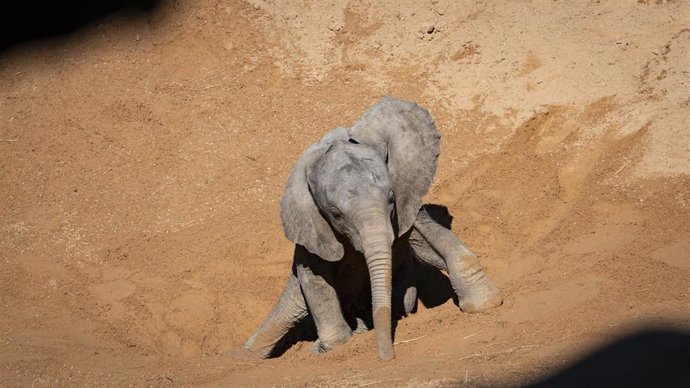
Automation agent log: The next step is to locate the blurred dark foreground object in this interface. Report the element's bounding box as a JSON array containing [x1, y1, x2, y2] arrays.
[[529, 329, 690, 387], [0, 0, 159, 51]]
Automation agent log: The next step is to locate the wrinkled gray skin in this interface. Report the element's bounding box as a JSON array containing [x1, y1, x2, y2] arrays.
[[243, 97, 502, 361]]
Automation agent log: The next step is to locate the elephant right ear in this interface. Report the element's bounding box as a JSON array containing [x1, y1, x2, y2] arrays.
[[348, 97, 441, 237], [280, 127, 348, 262]]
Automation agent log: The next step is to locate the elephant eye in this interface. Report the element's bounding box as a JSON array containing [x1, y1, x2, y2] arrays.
[[330, 208, 343, 220], [388, 191, 395, 204]]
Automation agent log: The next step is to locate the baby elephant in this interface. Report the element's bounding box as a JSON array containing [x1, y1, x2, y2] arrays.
[[244, 97, 502, 361]]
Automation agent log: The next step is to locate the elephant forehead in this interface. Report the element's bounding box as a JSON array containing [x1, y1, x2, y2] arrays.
[[319, 147, 388, 180], [314, 146, 391, 194]]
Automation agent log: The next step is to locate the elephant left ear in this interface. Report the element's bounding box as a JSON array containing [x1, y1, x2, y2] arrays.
[[348, 96, 441, 236]]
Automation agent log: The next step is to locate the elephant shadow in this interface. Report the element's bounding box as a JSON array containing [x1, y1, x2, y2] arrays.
[[271, 204, 459, 358]]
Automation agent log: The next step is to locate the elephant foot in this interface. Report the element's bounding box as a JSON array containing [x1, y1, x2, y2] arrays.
[[353, 317, 370, 334], [457, 279, 503, 314], [311, 331, 352, 353], [242, 331, 277, 359], [228, 346, 264, 361], [446, 252, 503, 314], [403, 286, 418, 315]]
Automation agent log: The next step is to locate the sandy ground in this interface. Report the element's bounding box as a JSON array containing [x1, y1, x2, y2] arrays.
[[1, 0, 689, 386]]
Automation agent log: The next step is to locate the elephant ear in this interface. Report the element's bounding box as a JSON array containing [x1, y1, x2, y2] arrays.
[[280, 127, 349, 262], [348, 97, 440, 236]]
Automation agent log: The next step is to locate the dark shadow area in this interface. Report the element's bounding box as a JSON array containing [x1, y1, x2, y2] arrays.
[[528, 328, 690, 388], [424, 203, 454, 229], [415, 261, 456, 308], [270, 316, 318, 358], [0, 0, 160, 51]]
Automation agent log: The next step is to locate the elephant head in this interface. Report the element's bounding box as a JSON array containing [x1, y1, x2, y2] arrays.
[[280, 97, 440, 361]]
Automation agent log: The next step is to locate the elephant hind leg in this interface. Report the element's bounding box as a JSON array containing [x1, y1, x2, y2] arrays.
[[411, 208, 503, 313], [244, 273, 308, 358]]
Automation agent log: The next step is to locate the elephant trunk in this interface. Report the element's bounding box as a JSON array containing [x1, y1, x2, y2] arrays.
[[359, 214, 395, 361]]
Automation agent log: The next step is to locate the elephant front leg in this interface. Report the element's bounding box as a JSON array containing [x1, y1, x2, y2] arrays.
[[411, 208, 503, 313], [244, 272, 308, 358], [295, 245, 353, 353]]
